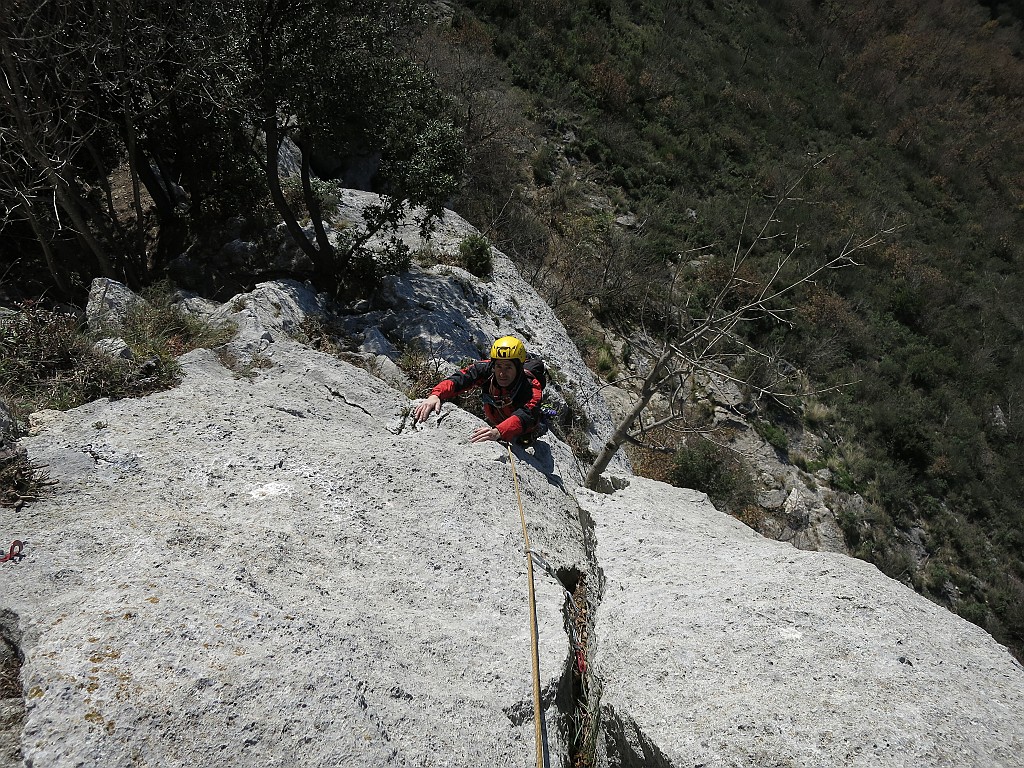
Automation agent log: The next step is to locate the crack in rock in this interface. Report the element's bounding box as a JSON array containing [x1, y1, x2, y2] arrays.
[[0, 610, 25, 768], [324, 385, 372, 416], [266, 405, 307, 418]]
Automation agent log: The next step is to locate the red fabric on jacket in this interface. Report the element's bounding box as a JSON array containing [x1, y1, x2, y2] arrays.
[[430, 360, 543, 440]]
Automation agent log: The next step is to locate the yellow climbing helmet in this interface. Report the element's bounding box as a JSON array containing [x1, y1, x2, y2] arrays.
[[490, 335, 527, 363]]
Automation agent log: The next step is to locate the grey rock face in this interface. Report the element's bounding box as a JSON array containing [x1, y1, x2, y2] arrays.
[[85, 279, 146, 333], [277, 137, 302, 179], [577, 476, 1024, 768], [3, 339, 588, 768]]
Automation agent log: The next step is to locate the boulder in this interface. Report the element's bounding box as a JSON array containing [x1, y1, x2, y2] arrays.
[[85, 279, 146, 334], [90, 338, 135, 362]]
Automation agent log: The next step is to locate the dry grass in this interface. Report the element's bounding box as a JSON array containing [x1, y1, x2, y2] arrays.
[[0, 443, 55, 510], [0, 285, 237, 509], [0, 637, 20, 699]]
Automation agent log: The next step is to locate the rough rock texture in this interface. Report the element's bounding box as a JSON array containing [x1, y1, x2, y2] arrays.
[[2, 338, 590, 767], [327, 189, 627, 471], [4, 255, 1024, 766], [577, 476, 1024, 768], [85, 279, 146, 333], [0, 616, 23, 768]]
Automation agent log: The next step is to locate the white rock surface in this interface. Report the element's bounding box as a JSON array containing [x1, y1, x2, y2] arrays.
[[5, 264, 1024, 768], [576, 476, 1024, 768], [2, 338, 589, 768]]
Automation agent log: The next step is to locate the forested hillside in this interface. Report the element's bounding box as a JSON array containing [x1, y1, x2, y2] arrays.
[[3, 0, 1023, 659], [430, 0, 1024, 659]]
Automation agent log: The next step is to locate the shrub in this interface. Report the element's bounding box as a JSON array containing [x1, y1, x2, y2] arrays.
[[456, 234, 494, 278], [0, 287, 236, 419], [130, 282, 237, 357], [669, 439, 758, 515], [281, 176, 341, 222], [395, 346, 446, 400], [531, 142, 559, 185], [803, 399, 833, 427], [594, 346, 618, 380], [754, 419, 789, 452], [1, 443, 55, 509]]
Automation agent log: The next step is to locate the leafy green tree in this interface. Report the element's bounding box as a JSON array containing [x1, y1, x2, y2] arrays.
[[1, 0, 464, 299], [235, 0, 464, 295]]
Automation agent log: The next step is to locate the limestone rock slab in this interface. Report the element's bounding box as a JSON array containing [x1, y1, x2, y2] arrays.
[[2, 340, 588, 768], [576, 476, 1024, 768]]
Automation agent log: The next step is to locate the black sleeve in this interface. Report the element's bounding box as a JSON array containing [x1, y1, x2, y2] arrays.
[[442, 361, 492, 396]]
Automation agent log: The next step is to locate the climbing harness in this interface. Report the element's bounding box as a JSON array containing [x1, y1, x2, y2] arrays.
[[1, 540, 24, 563], [507, 443, 550, 768]]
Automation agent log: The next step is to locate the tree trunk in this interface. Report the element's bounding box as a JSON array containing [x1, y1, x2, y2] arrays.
[[123, 114, 149, 282], [23, 196, 74, 298], [263, 114, 331, 282], [300, 148, 338, 268], [584, 346, 677, 490], [135, 153, 185, 272]]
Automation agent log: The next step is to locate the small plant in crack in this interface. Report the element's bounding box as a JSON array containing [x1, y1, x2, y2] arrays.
[[560, 570, 598, 768]]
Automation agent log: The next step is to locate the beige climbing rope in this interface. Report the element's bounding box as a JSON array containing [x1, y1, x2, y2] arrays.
[[507, 443, 548, 768]]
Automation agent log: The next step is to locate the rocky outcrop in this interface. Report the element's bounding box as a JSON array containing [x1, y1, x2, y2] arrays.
[[85, 279, 146, 334], [3, 336, 589, 767], [577, 476, 1024, 767], [3, 230, 1024, 765]]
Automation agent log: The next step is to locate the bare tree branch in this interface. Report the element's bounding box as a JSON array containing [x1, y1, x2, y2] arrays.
[[584, 165, 898, 489]]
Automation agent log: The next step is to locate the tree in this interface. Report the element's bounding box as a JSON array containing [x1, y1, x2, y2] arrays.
[[0, 0, 247, 294], [1, 0, 465, 299], [584, 166, 899, 490], [237, 0, 465, 295], [0, 0, 119, 292]]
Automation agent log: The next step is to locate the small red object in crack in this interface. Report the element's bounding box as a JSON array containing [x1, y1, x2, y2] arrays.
[[575, 649, 587, 675], [1, 540, 24, 563]]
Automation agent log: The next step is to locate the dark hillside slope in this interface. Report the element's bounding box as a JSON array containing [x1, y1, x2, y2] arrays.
[[446, 0, 1024, 658]]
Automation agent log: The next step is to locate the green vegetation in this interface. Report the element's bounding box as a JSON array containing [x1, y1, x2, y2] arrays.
[[0, 444, 54, 509], [670, 439, 758, 518], [439, 0, 1024, 658], [456, 233, 495, 278], [396, 345, 449, 401], [1, 0, 464, 301], [593, 346, 618, 381], [0, 288, 234, 420]]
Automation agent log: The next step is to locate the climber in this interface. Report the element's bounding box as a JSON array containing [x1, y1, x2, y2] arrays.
[[413, 335, 545, 446]]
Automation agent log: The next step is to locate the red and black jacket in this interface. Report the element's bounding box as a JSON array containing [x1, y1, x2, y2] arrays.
[[430, 360, 544, 441]]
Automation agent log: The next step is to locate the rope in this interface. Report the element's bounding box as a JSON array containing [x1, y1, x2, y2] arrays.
[[1, 540, 24, 563], [507, 443, 549, 768]]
